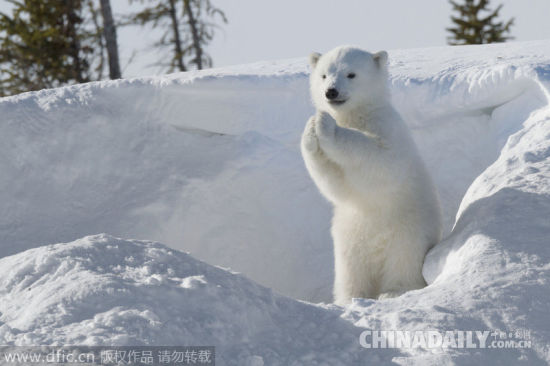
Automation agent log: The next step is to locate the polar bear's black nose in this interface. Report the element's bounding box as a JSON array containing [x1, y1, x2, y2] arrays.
[[325, 88, 339, 100]]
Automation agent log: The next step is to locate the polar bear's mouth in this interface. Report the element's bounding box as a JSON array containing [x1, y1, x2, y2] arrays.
[[328, 99, 347, 106]]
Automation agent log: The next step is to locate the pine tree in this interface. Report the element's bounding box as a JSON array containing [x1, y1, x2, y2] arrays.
[[447, 0, 514, 45], [0, 0, 102, 96], [126, 0, 227, 72]]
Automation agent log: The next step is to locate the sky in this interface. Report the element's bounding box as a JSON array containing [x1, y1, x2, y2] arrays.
[[2, 0, 550, 77]]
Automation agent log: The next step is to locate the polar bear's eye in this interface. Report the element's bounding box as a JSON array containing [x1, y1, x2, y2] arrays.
[[322, 74, 326, 79], [347, 73, 356, 79]]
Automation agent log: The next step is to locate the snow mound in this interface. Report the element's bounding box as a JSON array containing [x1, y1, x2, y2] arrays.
[[0, 234, 389, 365], [0, 64, 330, 302], [1, 40, 550, 364], [346, 102, 550, 365]]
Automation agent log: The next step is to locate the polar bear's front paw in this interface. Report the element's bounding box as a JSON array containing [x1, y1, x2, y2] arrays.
[[302, 117, 319, 152], [315, 111, 337, 141]]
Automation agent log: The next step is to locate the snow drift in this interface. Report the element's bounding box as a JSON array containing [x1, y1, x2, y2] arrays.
[[0, 234, 385, 365], [0, 40, 549, 364]]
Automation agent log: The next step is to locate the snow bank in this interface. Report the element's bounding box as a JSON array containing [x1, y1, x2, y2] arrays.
[[347, 100, 550, 365], [0, 63, 333, 302], [0, 234, 389, 365], [1, 40, 550, 364]]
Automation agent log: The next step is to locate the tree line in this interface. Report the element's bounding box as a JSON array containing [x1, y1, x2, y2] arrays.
[[0, 0, 227, 96]]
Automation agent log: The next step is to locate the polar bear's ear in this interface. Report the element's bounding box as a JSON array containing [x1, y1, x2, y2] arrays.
[[309, 52, 321, 69], [373, 51, 388, 69]]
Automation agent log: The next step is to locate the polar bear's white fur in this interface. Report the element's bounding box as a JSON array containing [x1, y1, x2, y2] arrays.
[[301, 46, 442, 305]]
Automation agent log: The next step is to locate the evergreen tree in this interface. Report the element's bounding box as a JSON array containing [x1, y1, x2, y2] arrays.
[[126, 0, 227, 72], [447, 0, 514, 45], [0, 0, 102, 96]]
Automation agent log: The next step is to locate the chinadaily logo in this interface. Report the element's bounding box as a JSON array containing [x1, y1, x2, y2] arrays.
[[359, 329, 532, 349]]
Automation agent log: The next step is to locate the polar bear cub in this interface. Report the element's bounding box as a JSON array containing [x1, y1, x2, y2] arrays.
[[301, 46, 442, 305]]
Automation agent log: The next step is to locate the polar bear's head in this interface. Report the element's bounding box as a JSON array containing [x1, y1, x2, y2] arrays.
[[309, 46, 389, 115]]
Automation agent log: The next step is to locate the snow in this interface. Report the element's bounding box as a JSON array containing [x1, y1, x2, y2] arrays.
[[0, 234, 384, 365], [0, 40, 549, 364]]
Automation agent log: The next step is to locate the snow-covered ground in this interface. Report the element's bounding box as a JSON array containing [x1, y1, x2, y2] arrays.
[[0, 40, 549, 365]]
